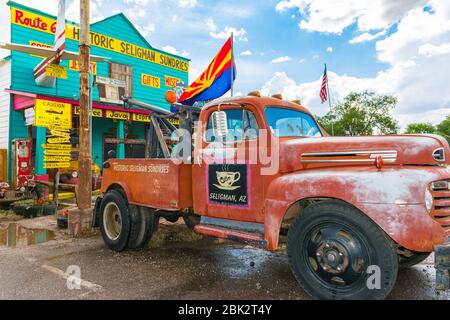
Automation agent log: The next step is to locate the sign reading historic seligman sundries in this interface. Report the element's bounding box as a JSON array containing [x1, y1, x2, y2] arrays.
[[208, 164, 249, 207]]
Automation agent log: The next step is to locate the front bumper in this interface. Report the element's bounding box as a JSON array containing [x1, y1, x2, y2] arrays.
[[435, 237, 450, 290]]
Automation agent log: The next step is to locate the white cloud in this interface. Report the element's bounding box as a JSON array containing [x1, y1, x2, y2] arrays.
[[269, 0, 450, 129], [271, 56, 292, 63], [298, 58, 306, 63], [240, 50, 252, 56], [206, 18, 248, 42], [162, 45, 190, 57], [276, 0, 428, 34], [178, 0, 198, 8], [326, 46, 333, 53], [418, 42, 450, 57], [136, 24, 156, 38], [349, 30, 387, 44]]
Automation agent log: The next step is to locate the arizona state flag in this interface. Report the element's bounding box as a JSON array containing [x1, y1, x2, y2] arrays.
[[178, 36, 236, 105]]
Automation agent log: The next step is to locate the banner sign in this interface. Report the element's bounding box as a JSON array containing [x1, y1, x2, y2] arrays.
[[208, 164, 249, 207], [141, 74, 160, 88], [106, 110, 129, 121], [132, 113, 151, 123], [69, 60, 97, 75], [165, 76, 181, 88], [73, 106, 103, 118], [35, 99, 72, 129], [11, 7, 189, 73]]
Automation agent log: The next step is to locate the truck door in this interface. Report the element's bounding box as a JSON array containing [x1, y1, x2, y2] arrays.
[[192, 105, 265, 224]]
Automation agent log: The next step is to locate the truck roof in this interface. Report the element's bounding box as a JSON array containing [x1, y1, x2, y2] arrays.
[[203, 95, 314, 116]]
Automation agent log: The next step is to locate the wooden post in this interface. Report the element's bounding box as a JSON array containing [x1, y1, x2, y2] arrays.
[[53, 170, 60, 206], [77, 0, 92, 209]]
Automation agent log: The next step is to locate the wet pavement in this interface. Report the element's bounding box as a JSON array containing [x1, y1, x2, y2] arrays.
[[0, 224, 449, 300]]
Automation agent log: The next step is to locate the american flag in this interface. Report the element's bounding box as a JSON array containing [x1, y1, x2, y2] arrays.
[[320, 64, 328, 104]]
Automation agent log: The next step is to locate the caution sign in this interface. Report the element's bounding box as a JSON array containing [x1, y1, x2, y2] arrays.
[[208, 164, 249, 207], [35, 99, 72, 129], [45, 63, 68, 79]]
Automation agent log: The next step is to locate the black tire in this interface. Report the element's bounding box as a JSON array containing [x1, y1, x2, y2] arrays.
[[399, 252, 431, 268], [287, 201, 398, 300], [99, 190, 131, 252], [127, 206, 156, 249], [183, 214, 201, 230], [138, 207, 157, 248]]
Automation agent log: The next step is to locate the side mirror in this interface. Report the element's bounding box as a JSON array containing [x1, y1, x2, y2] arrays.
[[107, 150, 117, 159], [211, 111, 228, 139]]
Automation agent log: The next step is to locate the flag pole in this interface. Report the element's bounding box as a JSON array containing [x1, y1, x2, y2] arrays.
[[230, 33, 234, 97], [326, 63, 334, 136]]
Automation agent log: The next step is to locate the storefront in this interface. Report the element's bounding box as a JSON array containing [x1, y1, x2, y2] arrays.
[[0, 2, 189, 184]]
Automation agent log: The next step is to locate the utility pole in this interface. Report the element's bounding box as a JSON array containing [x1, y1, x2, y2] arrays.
[[78, 0, 92, 210]]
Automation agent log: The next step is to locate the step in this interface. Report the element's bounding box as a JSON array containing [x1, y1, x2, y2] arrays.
[[194, 224, 267, 248]]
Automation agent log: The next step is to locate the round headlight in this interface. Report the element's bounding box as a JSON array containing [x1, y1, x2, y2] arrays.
[[72, 171, 78, 178], [425, 189, 433, 212], [20, 186, 26, 193]]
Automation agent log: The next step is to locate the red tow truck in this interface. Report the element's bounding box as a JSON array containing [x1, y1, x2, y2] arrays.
[[93, 93, 450, 299]]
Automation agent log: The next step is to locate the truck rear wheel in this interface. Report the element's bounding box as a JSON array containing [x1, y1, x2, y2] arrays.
[[99, 190, 131, 252], [128, 207, 156, 249], [287, 201, 398, 300]]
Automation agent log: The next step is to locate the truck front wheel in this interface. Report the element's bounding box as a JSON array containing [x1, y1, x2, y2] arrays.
[[287, 201, 398, 300], [99, 190, 131, 252]]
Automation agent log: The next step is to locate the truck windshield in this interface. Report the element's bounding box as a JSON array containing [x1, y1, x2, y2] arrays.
[[265, 107, 322, 138]]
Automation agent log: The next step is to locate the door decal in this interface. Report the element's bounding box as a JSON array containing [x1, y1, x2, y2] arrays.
[[208, 164, 249, 207]]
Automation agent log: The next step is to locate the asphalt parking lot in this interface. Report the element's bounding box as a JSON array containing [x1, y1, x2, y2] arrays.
[[0, 224, 449, 300]]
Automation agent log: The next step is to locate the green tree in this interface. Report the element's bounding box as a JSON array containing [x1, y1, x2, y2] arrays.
[[317, 91, 399, 136], [405, 123, 437, 134], [437, 115, 450, 141]]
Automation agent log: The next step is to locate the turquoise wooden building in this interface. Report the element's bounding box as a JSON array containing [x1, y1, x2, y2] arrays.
[[0, 1, 189, 182]]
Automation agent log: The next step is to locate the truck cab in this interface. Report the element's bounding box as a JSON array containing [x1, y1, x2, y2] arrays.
[[94, 94, 450, 299]]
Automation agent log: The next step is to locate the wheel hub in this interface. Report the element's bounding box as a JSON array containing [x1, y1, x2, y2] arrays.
[[316, 241, 349, 274]]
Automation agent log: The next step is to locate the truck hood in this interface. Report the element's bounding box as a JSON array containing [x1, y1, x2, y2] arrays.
[[278, 134, 450, 173]]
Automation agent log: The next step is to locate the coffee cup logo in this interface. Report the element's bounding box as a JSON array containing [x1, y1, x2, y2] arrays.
[[214, 171, 241, 191]]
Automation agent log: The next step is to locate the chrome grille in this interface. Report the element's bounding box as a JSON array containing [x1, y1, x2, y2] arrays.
[[431, 180, 450, 236]]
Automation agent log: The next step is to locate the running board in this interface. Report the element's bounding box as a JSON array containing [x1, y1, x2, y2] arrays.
[[194, 224, 267, 248]]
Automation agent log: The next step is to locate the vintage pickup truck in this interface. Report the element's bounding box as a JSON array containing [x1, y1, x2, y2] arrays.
[[93, 94, 450, 300]]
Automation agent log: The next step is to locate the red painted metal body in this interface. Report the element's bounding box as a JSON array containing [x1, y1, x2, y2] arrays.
[[100, 96, 450, 253]]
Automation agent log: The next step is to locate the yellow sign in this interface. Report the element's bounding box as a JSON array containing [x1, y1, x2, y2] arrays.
[[132, 113, 151, 123], [44, 149, 72, 156], [50, 130, 71, 138], [35, 99, 72, 129], [73, 106, 103, 117], [141, 74, 160, 88], [11, 7, 189, 73], [168, 117, 180, 127], [106, 110, 129, 121], [165, 76, 181, 88], [69, 60, 97, 75], [47, 137, 71, 144], [42, 144, 72, 150], [44, 162, 71, 169], [44, 156, 71, 162], [46, 64, 68, 79]]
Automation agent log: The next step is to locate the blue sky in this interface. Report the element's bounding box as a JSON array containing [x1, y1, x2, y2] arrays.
[[1, 0, 450, 129]]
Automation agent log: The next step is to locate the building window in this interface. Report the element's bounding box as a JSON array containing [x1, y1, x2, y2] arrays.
[[110, 62, 133, 97]]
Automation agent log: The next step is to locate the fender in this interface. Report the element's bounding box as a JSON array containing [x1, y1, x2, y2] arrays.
[[264, 166, 449, 252]]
